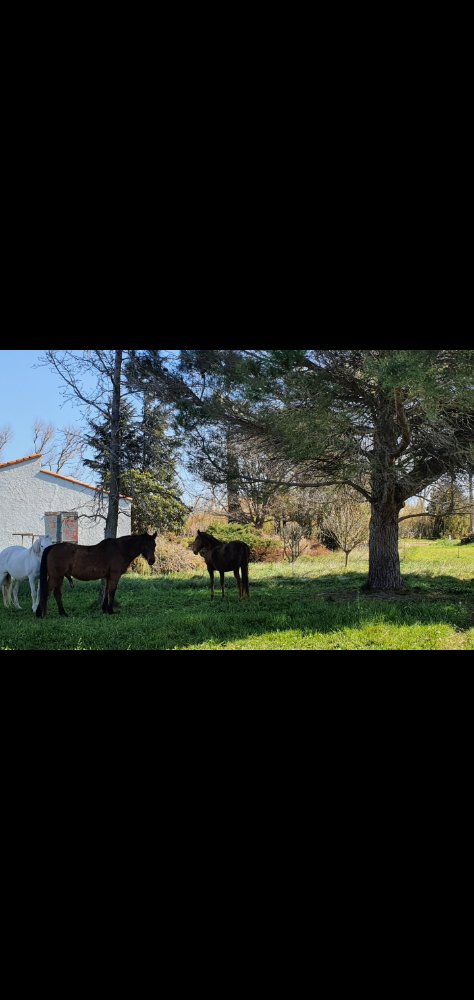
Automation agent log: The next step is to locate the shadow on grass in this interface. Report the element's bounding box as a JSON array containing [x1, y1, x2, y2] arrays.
[[2, 570, 471, 649], [128, 570, 474, 640]]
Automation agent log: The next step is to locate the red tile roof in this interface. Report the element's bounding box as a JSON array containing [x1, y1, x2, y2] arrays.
[[0, 452, 42, 468]]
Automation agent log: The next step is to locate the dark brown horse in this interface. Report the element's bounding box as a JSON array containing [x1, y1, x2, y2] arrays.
[[35, 532, 157, 617], [192, 530, 250, 600]]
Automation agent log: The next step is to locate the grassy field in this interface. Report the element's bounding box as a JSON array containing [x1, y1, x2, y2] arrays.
[[0, 539, 473, 651]]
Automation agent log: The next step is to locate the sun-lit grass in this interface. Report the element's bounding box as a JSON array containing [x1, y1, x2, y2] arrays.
[[0, 540, 472, 651]]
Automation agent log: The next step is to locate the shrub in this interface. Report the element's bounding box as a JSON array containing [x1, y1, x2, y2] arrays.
[[307, 541, 333, 557], [154, 537, 202, 574], [207, 523, 283, 562], [128, 538, 202, 575], [251, 539, 284, 562], [130, 555, 152, 576], [184, 512, 227, 536], [460, 532, 474, 545], [207, 523, 260, 545]]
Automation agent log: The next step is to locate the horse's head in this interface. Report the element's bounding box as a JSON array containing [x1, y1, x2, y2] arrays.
[[33, 535, 54, 557], [192, 530, 204, 554], [141, 532, 157, 566]]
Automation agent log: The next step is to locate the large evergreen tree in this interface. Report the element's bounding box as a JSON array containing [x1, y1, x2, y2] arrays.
[[84, 400, 141, 478], [126, 349, 474, 592], [84, 386, 186, 534]]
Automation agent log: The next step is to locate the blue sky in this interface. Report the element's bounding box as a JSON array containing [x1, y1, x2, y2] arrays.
[[0, 350, 92, 465], [0, 350, 200, 504]]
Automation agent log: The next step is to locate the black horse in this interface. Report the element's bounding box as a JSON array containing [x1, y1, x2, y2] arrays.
[[192, 530, 250, 600]]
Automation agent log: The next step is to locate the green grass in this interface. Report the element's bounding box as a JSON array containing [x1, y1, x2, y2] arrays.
[[0, 541, 473, 651]]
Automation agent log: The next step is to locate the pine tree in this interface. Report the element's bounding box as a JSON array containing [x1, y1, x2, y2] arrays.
[[84, 400, 141, 479], [126, 349, 474, 592]]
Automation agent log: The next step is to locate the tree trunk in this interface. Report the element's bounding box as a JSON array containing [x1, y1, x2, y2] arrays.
[[226, 429, 245, 523], [104, 350, 123, 540], [366, 393, 405, 592], [469, 471, 473, 533], [100, 350, 123, 607], [367, 500, 403, 591]]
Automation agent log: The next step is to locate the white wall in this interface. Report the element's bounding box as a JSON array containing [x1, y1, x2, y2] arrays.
[[0, 457, 131, 551]]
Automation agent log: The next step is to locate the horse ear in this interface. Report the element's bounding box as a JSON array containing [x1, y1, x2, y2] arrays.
[[152, 532, 157, 539], [197, 529, 201, 535]]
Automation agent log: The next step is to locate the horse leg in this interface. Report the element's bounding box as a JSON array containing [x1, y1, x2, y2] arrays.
[[220, 571, 225, 599], [12, 579, 22, 610], [234, 569, 243, 598], [29, 573, 39, 612], [208, 567, 215, 600], [1, 572, 12, 608], [106, 572, 121, 614], [52, 576, 67, 617], [241, 558, 250, 599], [101, 578, 110, 612]]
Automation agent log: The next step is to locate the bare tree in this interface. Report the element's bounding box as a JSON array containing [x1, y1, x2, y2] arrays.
[[282, 521, 309, 570], [32, 420, 85, 477], [321, 489, 371, 567], [0, 424, 13, 458], [33, 419, 55, 457], [54, 426, 85, 475]]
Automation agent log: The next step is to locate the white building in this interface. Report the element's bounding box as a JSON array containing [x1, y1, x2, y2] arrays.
[[0, 453, 132, 551]]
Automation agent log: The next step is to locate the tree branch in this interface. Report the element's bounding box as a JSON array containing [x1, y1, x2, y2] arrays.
[[390, 389, 411, 460], [398, 507, 471, 523]]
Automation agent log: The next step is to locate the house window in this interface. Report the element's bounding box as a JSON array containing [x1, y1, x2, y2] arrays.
[[45, 512, 79, 543]]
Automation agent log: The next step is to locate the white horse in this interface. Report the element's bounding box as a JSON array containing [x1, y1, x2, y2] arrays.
[[0, 536, 54, 612]]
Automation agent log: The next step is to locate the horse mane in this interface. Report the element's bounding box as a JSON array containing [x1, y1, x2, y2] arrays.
[[199, 531, 221, 547]]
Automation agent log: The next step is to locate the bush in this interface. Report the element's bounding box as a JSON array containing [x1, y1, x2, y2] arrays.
[[207, 523, 283, 562], [129, 555, 153, 576], [129, 538, 202, 575], [183, 512, 227, 536], [251, 539, 284, 562], [154, 538, 202, 574], [306, 541, 333, 557], [460, 532, 474, 545]]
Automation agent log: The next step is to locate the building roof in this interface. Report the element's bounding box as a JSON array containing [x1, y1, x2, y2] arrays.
[[0, 453, 132, 501], [0, 452, 42, 468], [40, 468, 133, 501]]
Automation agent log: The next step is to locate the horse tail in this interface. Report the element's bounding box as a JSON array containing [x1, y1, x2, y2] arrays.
[[36, 546, 53, 618], [241, 543, 250, 597], [2, 573, 12, 608]]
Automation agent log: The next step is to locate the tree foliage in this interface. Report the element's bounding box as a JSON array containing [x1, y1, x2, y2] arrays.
[[426, 477, 470, 539], [123, 349, 474, 592], [120, 469, 187, 535]]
